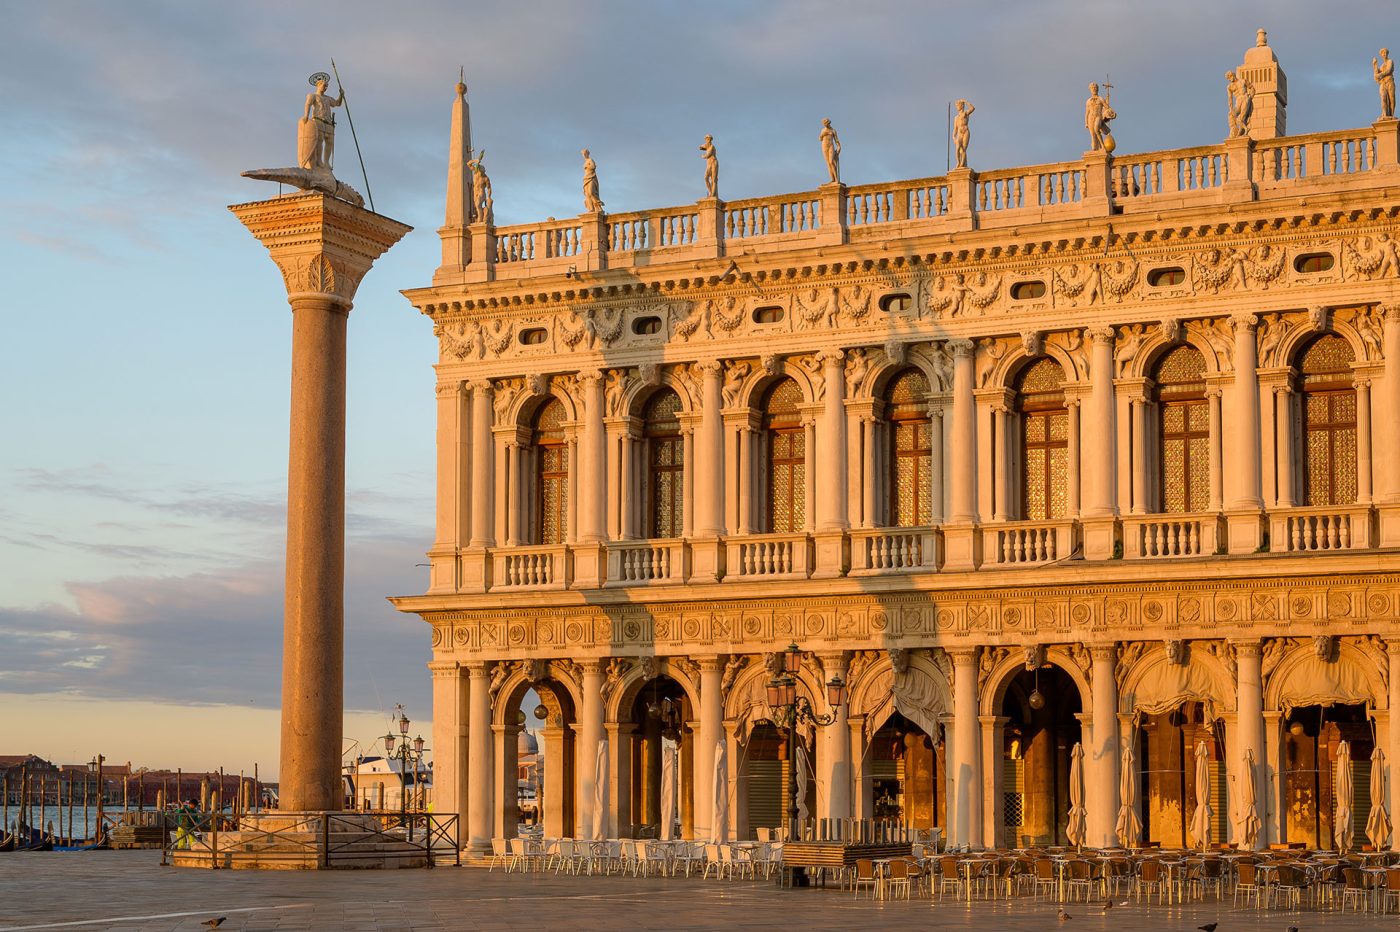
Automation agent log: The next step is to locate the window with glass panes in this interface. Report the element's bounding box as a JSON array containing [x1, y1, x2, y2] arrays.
[[886, 368, 933, 527], [1298, 335, 1357, 507], [644, 389, 684, 538], [1153, 346, 1209, 513], [533, 399, 568, 544], [1016, 359, 1068, 521], [764, 379, 805, 534]]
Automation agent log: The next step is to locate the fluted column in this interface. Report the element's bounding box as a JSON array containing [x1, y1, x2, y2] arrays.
[[1234, 639, 1265, 849], [818, 350, 849, 531], [469, 383, 495, 547], [695, 658, 724, 841], [949, 340, 978, 523], [467, 662, 493, 854], [696, 361, 726, 536], [1084, 327, 1118, 517], [950, 649, 982, 848], [578, 661, 606, 839], [1088, 646, 1119, 847], [579, 370, 607, 542]]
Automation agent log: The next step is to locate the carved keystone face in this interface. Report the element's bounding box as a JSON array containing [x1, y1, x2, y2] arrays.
[[1165, 639, 1185, 665]]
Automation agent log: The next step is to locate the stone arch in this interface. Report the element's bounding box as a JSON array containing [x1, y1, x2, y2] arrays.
[[1118, 645, 1236, 722], [605, 658, 702, 724], [857, 352, 949, 403], [734, 359, 822, 411], [1264, 640, 1386, 713], [503, 379, 582, 430], [848, 652, 951, 746], [1129, 332, 1224, 380], [492, 662, 582, 726], [623, 375, 695, 421], [985, 345, 1080, 394], [979, 646, 1093, 717], [1274, 321, 1365, 372], [723, 660, 823, 746]]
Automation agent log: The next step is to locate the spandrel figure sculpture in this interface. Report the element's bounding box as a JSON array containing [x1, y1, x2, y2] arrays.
[[820, 118, 842, 184], [582, 148, 604, 213], [699, 135, 719, 199], [241, 70, 365, 207], [1377, 48, 1396, 119], [300, 73, 344, 171], [953, 99, 975, 169], [1085, 82, 1117, 153]]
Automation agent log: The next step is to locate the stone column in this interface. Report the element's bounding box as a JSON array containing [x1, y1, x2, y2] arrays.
[[469, 383, 495, 546], [579, 371, 607, 542], [1274, 386, 1295, 507], [1067, 399, 1082, 516], [1390, 642, 1400, 849], [803, 417, 818, 532], [696, 361, 726, 535], [467, 662, 493, 854], [929, 406, 946, 524], [860, 416, 878, 528], [1129, 398, 1148, 514], [1359, 379, 1374, 504], [817, 350, 848, 531], [818, 652, 852, 825], [737, 423, 755, 535], [1234, 639, 1265, 849], [945, 340, 979, 568], [1227, 314, 1265, 553], [231, 193, 409, 813], [1082, 327, 1119, 559], [503, 439, 521, 545], [981, 715, 1007, 848], [950, 649, 982, 848], [1208, 387, 1225, 511], [578, 661, 606, 839], [992, 406, 1011, 522], [1088, 646, 1120, 847], [694, 658, 724, 841], [429, 662, 468, 830]]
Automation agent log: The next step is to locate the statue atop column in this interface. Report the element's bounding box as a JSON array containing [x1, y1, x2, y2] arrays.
[[242, 70, 365, 208], [468, 149, 494, 225], [582, 148, 604, 213], [1084, 81, 1117, 153], [1226, 70, 1254, 137], [699, 134, 719, 199], [820, 118, 842, 184], [1377, 48, 1396, 119], [953, 99, 975, 169]]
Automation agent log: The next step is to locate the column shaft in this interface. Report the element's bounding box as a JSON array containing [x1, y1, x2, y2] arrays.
[[1208, 390, 1224, 511], [470, 384, 495, 546], [1234, 641, 1265, 849], [695, 660, 723, 840], [697, 362, 727, 535], [949, 341, 978, 523], [1275, 388, 1295, 507], [951, 650, 982, 848], [1067, 401, 1082, 516], [1085, 328, 1118, 516], [1359, 380, 1373, 503], [818, 351, 849, 531], [467, 663, 493, 853], [580, 373, 607, 541], [861, 418, 877, 528], [1089, 647, 1119, 847], [578, 663, 606, 839], [1231, 316, 1264, 508]]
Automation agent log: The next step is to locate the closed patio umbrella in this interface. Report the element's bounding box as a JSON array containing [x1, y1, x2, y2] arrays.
[[1335, 739, 1353, 853], [1239, 747, 1260, 849], [592, 737, 608, 840], [795, 741, 811, 838], [660, 745, 676, 841], [1116, 740, 1141, 848], [1189, 741, 1213, 850], [712, 739, 728, 843], [1067, 742, 1087, 847], [1368, 747, 1391, 850]]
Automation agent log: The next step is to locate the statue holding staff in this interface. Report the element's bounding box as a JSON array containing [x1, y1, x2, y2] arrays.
[[299, 72, 344, 172], [582, 148, 604, 213], [820, 118, 842, 184], [1377, 48, 1396, 119], [699, 134, 719, 198], [1084, 81, 1117, 152], [953, 99, 975, 169]]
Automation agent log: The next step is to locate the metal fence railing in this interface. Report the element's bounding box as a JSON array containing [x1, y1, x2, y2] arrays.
[[161, 811, 459, 869]]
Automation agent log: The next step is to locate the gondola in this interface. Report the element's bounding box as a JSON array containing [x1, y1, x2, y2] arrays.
[[0, 832, 15, 852], [11, 823, 54, 851]]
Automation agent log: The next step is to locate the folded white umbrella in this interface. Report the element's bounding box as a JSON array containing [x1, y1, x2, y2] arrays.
[[795, 740, 811, 838], [712, 739, 728, 844], [660, 744, 676, 841], [1115, 740, 1141, 848], [1335, 740, 1353, 853], [1067, 742, 1087, 847], [1239, 747, 1260, 849], [1189, 741, 1213, 850], [1368, 746, 1391, 850], [592, 737, 608, 841]]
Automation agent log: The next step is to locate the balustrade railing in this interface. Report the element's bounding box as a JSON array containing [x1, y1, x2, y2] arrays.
[[983, 520, 1076, 566], [1123, 514, 1221, 559], [491, 545, 568, 589], [448, 124, 1393, 277], [849, 527, 938, 573], [724, 533, 813, 579], [1269, 505, 1374, 553], [605, 540, 685, 584]]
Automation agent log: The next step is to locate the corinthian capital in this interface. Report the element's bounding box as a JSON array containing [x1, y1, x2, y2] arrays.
[[1230, 312, 1259, 331]]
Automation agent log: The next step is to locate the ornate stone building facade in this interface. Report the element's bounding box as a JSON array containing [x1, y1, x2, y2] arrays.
[[393, 38, 1400, 854]]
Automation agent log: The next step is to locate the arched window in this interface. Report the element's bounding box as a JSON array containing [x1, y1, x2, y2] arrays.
[[644, 389, 684, 538], [533, 398, 568, 544], [1297, 335, 1357, 506], [886, 368, 932, 527], [1153, 346, 1209, 513], [763, 379, 805, 534], [1016, 359, 1067, 521]]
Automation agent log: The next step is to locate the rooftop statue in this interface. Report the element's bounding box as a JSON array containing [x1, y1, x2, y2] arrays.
[[953, 99, 975, 169], [1226, 70, 1254, 137], [469, 149, 494, 225], [699, 135, 719, 199], [820, 118, 842, 184], [1085, 81, 1117, 153], [242, 70, 365, 207], [1377, 48, 1396, 119], [582, 149, 604, 213]]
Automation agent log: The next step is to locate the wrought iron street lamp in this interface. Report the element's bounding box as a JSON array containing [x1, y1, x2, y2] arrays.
[[764, 642, 846, 853], [381, 705, 429, 841]]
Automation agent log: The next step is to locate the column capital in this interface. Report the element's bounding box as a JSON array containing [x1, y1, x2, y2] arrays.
[[577, 368, 604, 387], [1089, 644, 1118, 662], [468, 379, 493, 395], [819, 347, 846, 368], [1383, 303, 1400, 322], [1087, 325, 1115, 344], [436, 381, 462, 398], [1231, 638, 1264, 658], [947, 647, 980, 665], [696, 358, 724, 377], [697, 656, 727, 673], [1231, 312, 1259, 331], [427, 660, 461, 676], [948, 338, 975, 358], [466, 660, 492, 676], [580, 659, 607, 676]]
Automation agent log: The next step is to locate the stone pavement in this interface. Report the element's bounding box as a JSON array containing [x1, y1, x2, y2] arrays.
[[0, 851, 1390, 931]]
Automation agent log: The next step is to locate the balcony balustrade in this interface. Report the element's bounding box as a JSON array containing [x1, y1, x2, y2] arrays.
[[604, 539, 686, 585], [1123, 514, 1224, 559], [983, 520, 1079, 566], [1269, 505, 1375, 553], [724, 532, 813, 579], [849, 527, 939, 574]]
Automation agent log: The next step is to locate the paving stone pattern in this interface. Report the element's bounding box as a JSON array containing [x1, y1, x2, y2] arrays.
[[0, 852, 1390, 930]]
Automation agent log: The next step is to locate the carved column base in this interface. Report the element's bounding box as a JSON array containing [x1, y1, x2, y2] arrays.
[[1080, 516, 1120, 561], [941, 523, 981, 572], [570, 543, 605, 589], [458, 548, 490, 593], [811, 531, 849, 579], [1225, 508, 1266, 554], [687, 537, 725, 583]]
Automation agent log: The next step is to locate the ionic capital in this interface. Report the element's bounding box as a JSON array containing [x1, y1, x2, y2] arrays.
[[1087, 326, 1114, 344], [696, 359, 724, 377], [947, 338, 975, 358], [819, 348, 847, 368], [1231, 312, 1259, 331], [468, 379, 494, 396], [1230, 638, 1264, 659]]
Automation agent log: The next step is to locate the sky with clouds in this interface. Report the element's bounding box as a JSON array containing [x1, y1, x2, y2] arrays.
[[1, 0, 1397, 776]]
